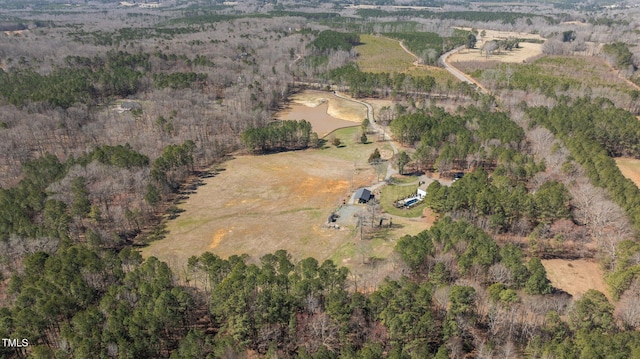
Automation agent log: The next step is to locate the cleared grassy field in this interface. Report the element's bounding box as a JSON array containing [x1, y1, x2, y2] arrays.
[[449, 28, 544, 64], [141, 134, 375, 270], [405, 66, 457, 86], [141, 124, 429, 284], [355, 34, 457, 86], [459, 55, 637, 96], [356, 34, 415, 73]]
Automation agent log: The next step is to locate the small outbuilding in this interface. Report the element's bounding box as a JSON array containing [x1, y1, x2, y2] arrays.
[[417, 184, 428, 199], [354, 188, 372, 203]]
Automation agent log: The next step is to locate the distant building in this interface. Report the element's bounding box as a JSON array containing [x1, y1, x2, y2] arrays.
[[355, 188, 372, 203], [139, 2, 160, 8], [120, 101, 142, 111]]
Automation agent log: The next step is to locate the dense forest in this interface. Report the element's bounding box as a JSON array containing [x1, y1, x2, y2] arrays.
[[1, 0, 640, 357]]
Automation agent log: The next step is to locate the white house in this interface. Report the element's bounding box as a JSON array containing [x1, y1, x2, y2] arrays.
[[417, 183, 428, 199]]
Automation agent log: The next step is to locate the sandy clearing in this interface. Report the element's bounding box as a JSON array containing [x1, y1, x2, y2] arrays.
[[285, 90, 367, 123], [4, 30, 27, 36], [275, 90, 368, 137], [278, 102, 359, 138], [542, 259, 609, 299], [449, 28, 544, 64]]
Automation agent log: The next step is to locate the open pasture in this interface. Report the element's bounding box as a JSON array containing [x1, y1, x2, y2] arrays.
[[141, 149, 375, 270], [615, 157, 640, 188], [141, 125, 429, 281], [355, 34, 457, 86], [356, 34, 415, 73]]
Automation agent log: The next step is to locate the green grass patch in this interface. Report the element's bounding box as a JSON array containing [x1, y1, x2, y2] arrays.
[[329, 241, 356, 264], [354, 34, 457, 87], [320, 127, 377, 163], [384, 31, 467, 66], [379, 183, 427, 217], [406, 67, 458, 87], [356, 34, 415, 73], [389, 175, 419, 185], [173, 217, 208, 229]]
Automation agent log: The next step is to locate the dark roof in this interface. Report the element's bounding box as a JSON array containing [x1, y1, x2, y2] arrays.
[[355, 188, 371, 201]]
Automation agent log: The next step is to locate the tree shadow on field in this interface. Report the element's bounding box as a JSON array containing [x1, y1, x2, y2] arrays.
[[138, 222, 169, 245], [167, 205, 185, 220]]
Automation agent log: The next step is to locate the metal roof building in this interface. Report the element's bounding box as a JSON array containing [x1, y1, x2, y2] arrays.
[[354, 188, 372, 203]]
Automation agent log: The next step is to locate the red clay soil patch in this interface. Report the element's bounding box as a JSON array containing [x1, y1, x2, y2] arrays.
[[422, 207, 437, 228], [542, 259, 609, 299]]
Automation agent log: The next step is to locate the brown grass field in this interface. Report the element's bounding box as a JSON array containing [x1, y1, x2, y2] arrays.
[[449, 28, 544, 64], [142, 123, 431, 285], [542, 259, 609, 299], [141, 150, 373, 270], [615, 157, 640, 188]]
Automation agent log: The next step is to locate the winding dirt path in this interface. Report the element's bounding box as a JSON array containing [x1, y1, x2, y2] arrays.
[[397, 40, 424, 68], [395, 39, 488, 93], [439, 46, 489, 93], [333, 91, 398, 181]]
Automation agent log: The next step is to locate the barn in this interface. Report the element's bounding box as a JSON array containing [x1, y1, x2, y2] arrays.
[[354, 188, 372, 203]]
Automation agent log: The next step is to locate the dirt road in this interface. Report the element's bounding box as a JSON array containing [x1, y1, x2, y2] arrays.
[[333, 91, 399, 181], [439, 46, 489, 93]]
